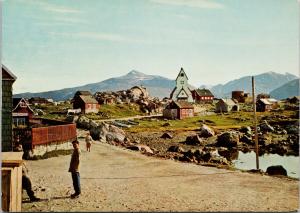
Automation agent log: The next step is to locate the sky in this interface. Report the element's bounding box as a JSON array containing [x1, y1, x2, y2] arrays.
[[1, 0, 299, 94]]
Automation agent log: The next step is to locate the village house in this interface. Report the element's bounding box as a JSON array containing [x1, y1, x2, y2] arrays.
[[73, 91, 99, 114], [257, 93, 271, 100], [29, 97, 51, 105], [232, 91, 251, 103], [192, 88, 214, 103], [216, 98, 239, 113], [2, 65, 17, 151], [12, 98, 35, 127], [256, 98, 278, 112], [163, 101, 194, 120], [170, 68, 193, 103]]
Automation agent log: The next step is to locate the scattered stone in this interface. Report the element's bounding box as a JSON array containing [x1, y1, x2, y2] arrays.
[[240, 126, 252, 136], [260, 120, 274, 132], [266, 165, 287, 176], [199, 124, 215, 138], [162, 122, 171, 127], [285, 125, 299, 134], [185, 135, 203, 145], [216, 131, 240, 148], [77, 115, 91, 129], [167, 145, 185, 153], [127, 144, 153, 154], [65, 115, 79, 123], [240, 135, 253, 145], [161, 132, 173, 139]]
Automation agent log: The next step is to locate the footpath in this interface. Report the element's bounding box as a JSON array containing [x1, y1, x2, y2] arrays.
[[22, 136, 299, 212]]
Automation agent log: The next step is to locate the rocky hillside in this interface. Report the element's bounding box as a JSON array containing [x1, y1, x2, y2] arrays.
[[210, 72, 298, 98], [270, 79, 299, 100]]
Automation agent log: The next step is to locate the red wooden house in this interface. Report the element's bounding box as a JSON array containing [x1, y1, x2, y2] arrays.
[[163, 101, 194, 120], [192, 88, 214, 103], [12, 98, 34, 127], [72, 91, 99, 114]]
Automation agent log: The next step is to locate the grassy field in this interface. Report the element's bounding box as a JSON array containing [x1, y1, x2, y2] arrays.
[[129, 110, 298, 133], [38, 102, 146, 120]]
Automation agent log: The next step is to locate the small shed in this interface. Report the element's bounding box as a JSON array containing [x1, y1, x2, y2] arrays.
[[256, 98, 278, 112], [192, 88, 214, 103], [73, 91, 99, 114], [163, 101, 194, 120], [12, 98, 34, 127], [216, 99, 239, 113]]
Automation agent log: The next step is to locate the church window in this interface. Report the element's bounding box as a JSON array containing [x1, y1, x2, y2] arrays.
[[180, 81, 184, 84]]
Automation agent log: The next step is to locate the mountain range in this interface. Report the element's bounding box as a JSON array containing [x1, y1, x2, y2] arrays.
[[14, 70, 299, 101]]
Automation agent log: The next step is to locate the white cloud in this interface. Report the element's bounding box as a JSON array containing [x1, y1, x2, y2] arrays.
[[16, 0, 82, 14], [151, 0, 224, 9], [50, 32, 142, 43]]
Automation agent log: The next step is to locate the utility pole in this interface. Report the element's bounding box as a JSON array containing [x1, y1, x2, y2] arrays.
[[252, 76, 259, 169]]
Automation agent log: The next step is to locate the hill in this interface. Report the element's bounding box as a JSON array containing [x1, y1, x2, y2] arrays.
[[14, 70, 175, 101], [270, 79, 299, 100], [210, 72, 298, 98]]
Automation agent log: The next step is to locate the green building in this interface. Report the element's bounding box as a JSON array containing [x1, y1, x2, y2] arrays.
[[1, 65, 17, 152]]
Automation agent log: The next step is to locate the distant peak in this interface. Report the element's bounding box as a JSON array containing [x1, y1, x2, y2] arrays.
[[126, 70, 146, 76]]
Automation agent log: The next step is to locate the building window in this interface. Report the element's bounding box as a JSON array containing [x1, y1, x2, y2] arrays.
[[13, 117, 26, 126], [180, 81, 184, 85]]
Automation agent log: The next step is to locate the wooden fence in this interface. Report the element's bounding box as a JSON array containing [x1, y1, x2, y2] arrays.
[[31, 124, 77, 146], [13, 123, 77, 149]]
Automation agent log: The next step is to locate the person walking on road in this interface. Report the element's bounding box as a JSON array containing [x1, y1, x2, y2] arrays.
[[85, 132, 93, 152], [69, 139, 81, 199]]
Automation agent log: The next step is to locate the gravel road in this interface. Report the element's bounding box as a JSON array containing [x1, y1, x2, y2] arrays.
[[22, 137, 299, 212]]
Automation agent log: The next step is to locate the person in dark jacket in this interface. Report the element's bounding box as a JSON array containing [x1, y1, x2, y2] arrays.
[[22, 162, 40, 202], [69, 139, 81, 198]]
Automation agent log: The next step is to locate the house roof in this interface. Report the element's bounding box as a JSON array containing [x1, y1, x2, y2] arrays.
[[194, 88, 214, 97], [12, 98, 34, 112], [2, 64, 17, 81], [175, 67, 189, 81], [220, 98, 237, 106], [79, 95, 98, 104], [75, 91, 92, 96], [259, 98, 277, 105], [173, 101, 194, 109]]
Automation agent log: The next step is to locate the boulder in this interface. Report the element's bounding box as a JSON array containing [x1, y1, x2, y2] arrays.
[[161, 132, 173, 139], [260, 120, 274, 132], [285, 125, 299, 134], [199, 124, 215, 138], [240, 135, 253, 145], [185, 135, 203, 145], [266, 165, 287, 176], [209, 156, 229, 165], [65, 115, 79, 123], [89, 120, 98, 129], [127, 144, 153, 154], [77, 115, 91, 129], [90, 123, 126, 143], [162, 122, 171, 127], [216, 131, 240, 148], [240, 126, 252, 136], [167, 145, 185, 153]]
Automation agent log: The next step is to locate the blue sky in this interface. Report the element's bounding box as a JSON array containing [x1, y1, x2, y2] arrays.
[[2, 0, 299, 94]]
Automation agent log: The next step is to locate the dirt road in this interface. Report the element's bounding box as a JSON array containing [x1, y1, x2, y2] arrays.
[[22, 138, 299, 212]]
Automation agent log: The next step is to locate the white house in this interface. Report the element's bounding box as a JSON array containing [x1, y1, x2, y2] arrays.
[[170, 67, 193, 102]]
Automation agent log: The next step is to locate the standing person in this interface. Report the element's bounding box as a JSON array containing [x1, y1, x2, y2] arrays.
[[22, 162, 40, 202], [69, 139, 81, 199], [85, 132, 93, 152]]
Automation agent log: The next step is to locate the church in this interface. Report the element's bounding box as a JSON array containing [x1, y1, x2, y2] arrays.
[[170, 67, 194, 102]]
